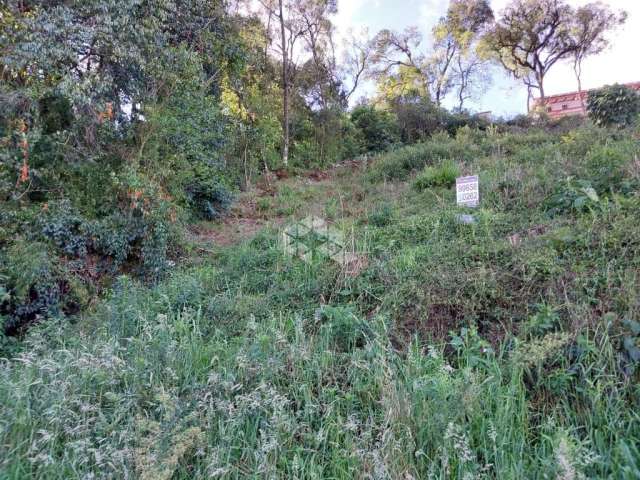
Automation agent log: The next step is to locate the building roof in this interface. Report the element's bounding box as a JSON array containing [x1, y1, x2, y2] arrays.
[[533, 81, 640, 105]]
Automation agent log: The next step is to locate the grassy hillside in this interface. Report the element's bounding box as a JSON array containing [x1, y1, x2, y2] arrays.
[[1, 124, 640, 478]]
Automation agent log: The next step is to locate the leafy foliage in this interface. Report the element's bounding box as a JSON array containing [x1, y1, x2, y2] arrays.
[[184, 165, 233, 220], [2, 2, 640, 476], [350, 105, 400, 153], [587, 84, 640, 127]]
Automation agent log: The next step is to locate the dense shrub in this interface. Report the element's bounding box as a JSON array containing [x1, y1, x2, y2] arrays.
[[587, 84, 640, 127], [38, 95, 74, 134], [184, 165, 233, 220], [368, 133, 479, 182], [0, 241, 85, 336], [393, 99, 445, 143], [351, 105, 400, 153], [413, 161, 460, 190]]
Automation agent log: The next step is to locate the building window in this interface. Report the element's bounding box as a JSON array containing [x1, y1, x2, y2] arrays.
[[547, 107, 552, 113], [562, 104, 568, 110]]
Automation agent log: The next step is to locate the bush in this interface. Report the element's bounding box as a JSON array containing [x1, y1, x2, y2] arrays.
[[367, 143, 435, 181], [367, 203, 394, 227], [40, 200, 89, 257], [368, 135, 478, 182], [545, 178, 601, 216], [585, 141, 636, 194], [351, 105, 400, 153], [184, 164, 233, 220], [0, 241, 84, 336], [413, 161, 460, 191], [587, 84, 640, 128], [38, 94, 74, 134], [393, 99, 445, 143]]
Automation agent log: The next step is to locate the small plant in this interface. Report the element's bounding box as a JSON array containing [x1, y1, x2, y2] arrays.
[[324, 197, 340, 220], [413, 161, 460, 191], [545, 178, 601, 216], [449, 326, 494, 369], [316, 305, 372, 352], [620, 318, 640, 376], [256, 197, 272, 212], [367, 203, 394, 227], [524, 304, 561, 338]]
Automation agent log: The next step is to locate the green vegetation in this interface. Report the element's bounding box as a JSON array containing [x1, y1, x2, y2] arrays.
[[2, 0, 640, 478], [587, 84, 640, 128], [413, 161, 461, 190], [2, 123, 640, 478]]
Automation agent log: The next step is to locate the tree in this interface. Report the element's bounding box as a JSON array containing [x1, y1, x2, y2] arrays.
[[253, 0, 305, 166], [439, 0, 494, 110], [254, 0, 338, 166], [371, 1, 492, 108], [371, 27, 429, 104], [430, 0, 493, 107], [295, 0, 338, 110], [486, 0, 579, 110], [452, 53, 491, 111], [350, 105, 399, 153], [569, 3, 626, 113], [340, 28, 375, 102]]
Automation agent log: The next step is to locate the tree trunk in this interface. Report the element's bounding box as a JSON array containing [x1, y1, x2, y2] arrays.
[[537, 74, 545, 104], [278, 0, 289, 167], [574, 60, 586, 115]]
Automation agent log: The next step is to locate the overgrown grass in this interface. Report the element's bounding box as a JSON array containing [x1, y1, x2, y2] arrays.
[[413, 161, 461, 191], [2, 124, 640, 478]]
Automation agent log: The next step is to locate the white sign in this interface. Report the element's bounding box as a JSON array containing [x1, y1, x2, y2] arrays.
[[456, 175, 479, 207]]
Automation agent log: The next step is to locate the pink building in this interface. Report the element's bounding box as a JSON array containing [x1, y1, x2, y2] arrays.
[[533, 81, 640, 119]]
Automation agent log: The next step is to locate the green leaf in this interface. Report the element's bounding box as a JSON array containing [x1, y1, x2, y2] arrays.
[[624, 338, 640, 362], [580, 186, 599, 202]]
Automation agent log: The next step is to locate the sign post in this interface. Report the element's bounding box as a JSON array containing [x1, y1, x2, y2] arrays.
[[456, 175, 479, 208]]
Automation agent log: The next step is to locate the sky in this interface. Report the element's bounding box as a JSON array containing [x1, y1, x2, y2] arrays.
[[332, 0, 640, 117]]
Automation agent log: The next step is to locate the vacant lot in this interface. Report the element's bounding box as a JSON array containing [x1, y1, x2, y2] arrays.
[[2, 125, 640, 479]]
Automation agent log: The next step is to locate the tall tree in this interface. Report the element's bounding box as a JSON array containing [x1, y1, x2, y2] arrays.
[[341, 28, 375, 102], [372, 1, 492, 107], [255, 0, 315, 166], [295, 0, 338, 110], [371, 27, 431, 104], [278, 0, 291, 166], [486, 0, 579, 108], [452, 53, 491, 110], [569, 3, 626, 113], [446, 0, 494, 110]]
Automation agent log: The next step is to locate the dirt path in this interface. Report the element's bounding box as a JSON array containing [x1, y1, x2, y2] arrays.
[[188, 159, 370, 248], [187, 192, 274, 247]]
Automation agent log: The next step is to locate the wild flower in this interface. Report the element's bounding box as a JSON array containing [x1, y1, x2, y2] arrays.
[[488, 422, 498, 444], [344, 414, 360, 432], [444, 422, 475, 465], [554, 433, 600, 480], [512, 332, 570, 368], [427, 345, 439, 359], [441, 363, 455, 374], [556, 437, 576, 480]]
